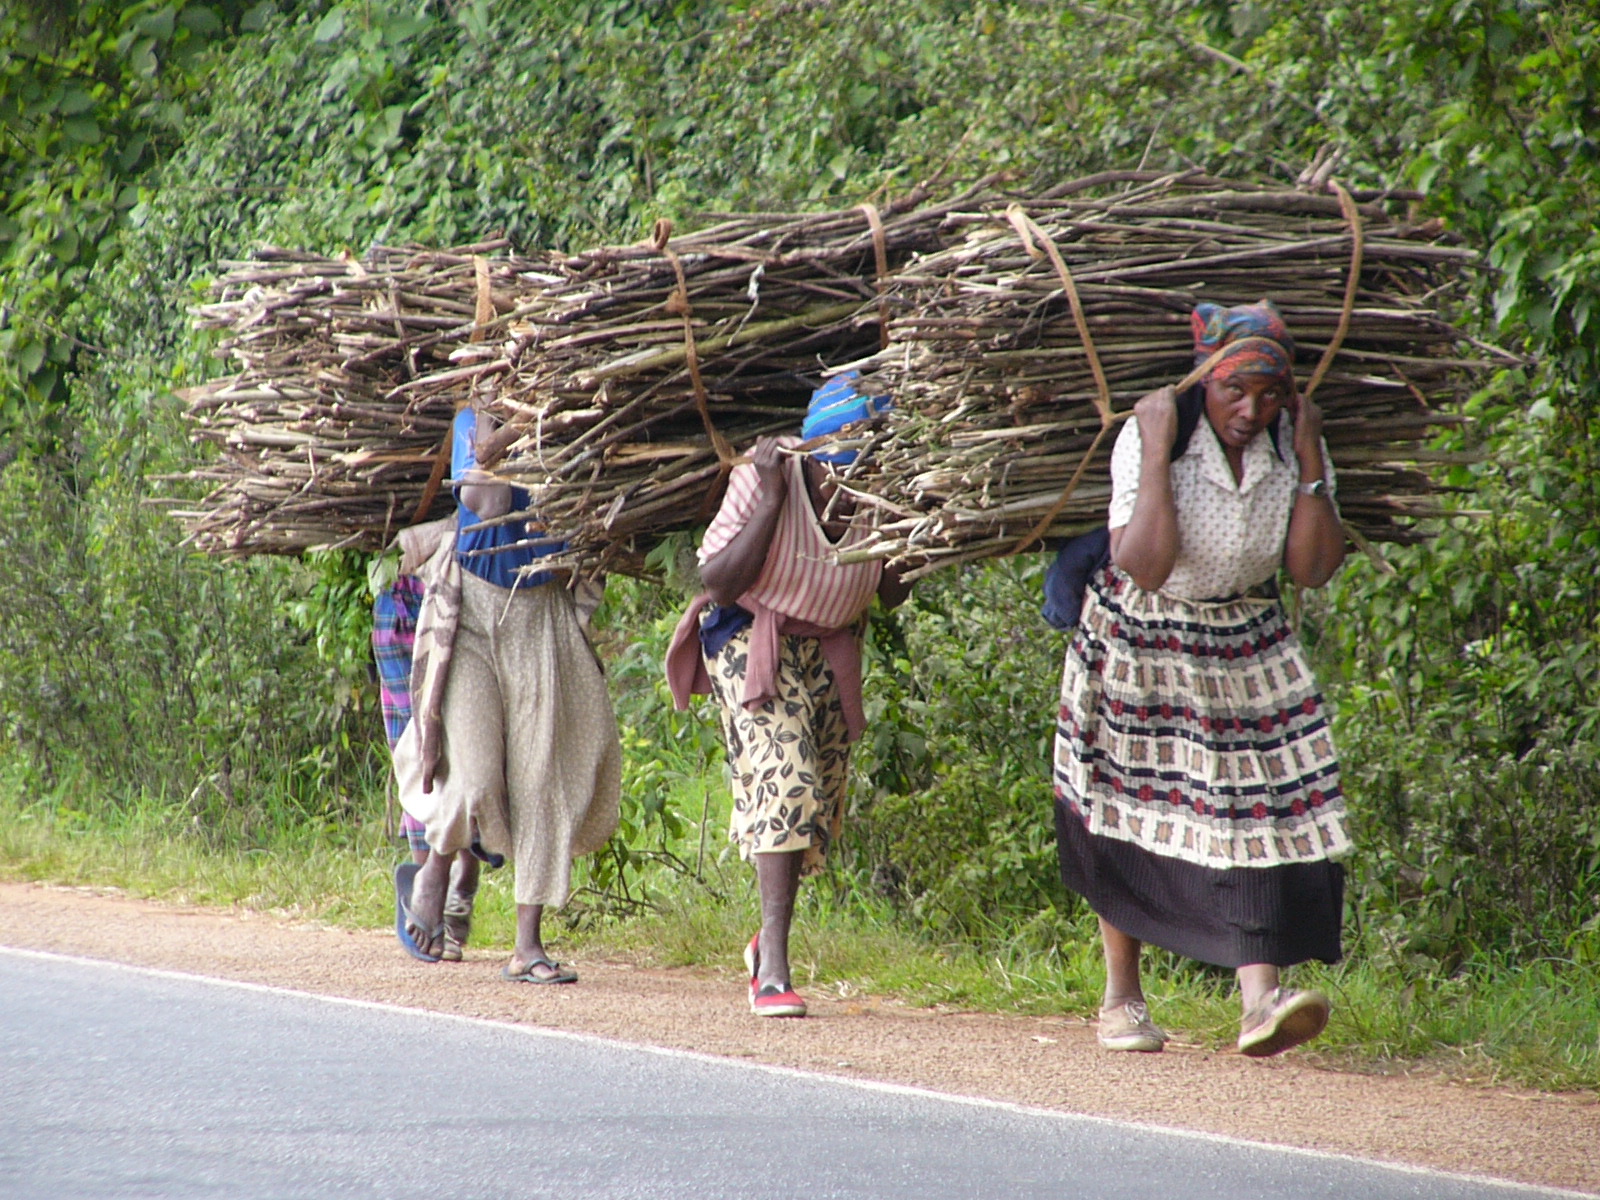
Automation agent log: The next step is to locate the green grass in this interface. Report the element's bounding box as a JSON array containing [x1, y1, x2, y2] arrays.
[[3, 778, 1597, 1094]]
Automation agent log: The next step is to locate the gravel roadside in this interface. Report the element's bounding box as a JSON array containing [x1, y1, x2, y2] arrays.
[[2, 880, 1594, 1194]]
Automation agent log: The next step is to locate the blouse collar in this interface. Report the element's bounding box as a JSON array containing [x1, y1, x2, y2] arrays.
[[1194, 413, 1288, 496]]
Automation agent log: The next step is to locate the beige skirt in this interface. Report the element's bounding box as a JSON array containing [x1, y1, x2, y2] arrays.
[[397, 571, 621, 906]]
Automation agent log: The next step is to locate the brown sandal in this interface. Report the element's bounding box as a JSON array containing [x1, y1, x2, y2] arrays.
[[440, 882, 477, 962]]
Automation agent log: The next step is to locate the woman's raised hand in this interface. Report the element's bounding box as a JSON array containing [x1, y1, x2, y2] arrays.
[[750, 436, 789, 503], [1133, 385, 1179, 456], [1292, 391, 1325, 467]]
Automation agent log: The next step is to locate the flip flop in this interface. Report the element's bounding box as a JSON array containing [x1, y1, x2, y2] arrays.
[[501, 957, 578, 985], [393, 861, 443, 963]]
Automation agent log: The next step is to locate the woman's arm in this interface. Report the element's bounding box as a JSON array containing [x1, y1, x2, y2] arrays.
[[458, 410, 515, 519], [700, 438, 788, 606], [1109, 386, 1181, 591], [876, 561, 912, 611], [1282, 394, 1347, 588], [473, 414, 523, 470]]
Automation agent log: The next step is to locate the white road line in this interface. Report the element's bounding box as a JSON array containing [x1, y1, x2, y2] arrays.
[[1, 943, 1589, 1199]]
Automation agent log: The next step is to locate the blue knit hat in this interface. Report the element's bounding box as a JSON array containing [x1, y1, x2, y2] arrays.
[[801, 370, 892, 464]]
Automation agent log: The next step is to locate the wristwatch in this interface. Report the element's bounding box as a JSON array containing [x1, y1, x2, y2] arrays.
[[1297, 478, 1328, 498]]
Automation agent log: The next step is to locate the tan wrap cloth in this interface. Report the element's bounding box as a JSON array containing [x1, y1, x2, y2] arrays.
[[395, 572, 621, 907]]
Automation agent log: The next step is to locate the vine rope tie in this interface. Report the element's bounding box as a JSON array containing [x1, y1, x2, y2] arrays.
[[858, 202, 891, 351], [1304, 179, 1364, 402], [1005, 204, 1116, 554], [1309, 179, 1392, 574], [651, 218, 735, 517], [471, 254, 494, 341]]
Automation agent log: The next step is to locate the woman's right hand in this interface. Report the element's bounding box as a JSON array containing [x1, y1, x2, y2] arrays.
[[700, 437, 789, 606], [1133, 385, 1179, 456], [1113, 385, 1182, 592], [749, 436, 788, 503]]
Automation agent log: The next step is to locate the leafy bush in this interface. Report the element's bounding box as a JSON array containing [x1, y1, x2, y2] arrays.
[[845, 559, 1071, 942], [1323, 382, 1600, 964], [0, 447, 385, 833]]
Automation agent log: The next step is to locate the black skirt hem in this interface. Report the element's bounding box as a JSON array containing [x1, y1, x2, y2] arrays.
[[1055, 796, 1344, 969]]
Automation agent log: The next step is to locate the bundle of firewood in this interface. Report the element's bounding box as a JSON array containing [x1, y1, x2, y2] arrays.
[[161, 241, 558, 554], [166, 170, 1504, 574], [471, 183, 998, 571], [826, 171, 1508, 577]]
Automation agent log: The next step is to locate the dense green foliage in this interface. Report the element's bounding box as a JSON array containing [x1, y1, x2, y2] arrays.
[[3, 0, 1598, 1047]]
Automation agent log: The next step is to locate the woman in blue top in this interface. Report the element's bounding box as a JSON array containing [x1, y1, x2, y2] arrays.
[[399, 407, 622, 984]]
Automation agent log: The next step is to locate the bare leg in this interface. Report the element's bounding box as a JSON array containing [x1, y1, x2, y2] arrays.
[[1236, 962, 1280, 1012], [754, 850, 804, 989], [1099, 916, 1145, 1009], [449, 852, 481, 905], [1096, 916, 1167, 1051], [407, 848, 454, 957], [505, 903, 574, 981]]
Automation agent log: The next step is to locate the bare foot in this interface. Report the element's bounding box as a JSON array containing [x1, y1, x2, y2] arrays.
[[440, 855, 480, 962], [406, 853, 452, 958]]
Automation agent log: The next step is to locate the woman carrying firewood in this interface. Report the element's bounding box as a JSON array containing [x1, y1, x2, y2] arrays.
[[666, 375, 910, 1017], [393, 405, 621, 984], [373, 514, 499, 964], [1054, 300, 1351, 1057]]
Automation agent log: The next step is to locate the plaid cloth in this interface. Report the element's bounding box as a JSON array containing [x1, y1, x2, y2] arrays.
[[374, 574, 425, 748], [400, 814, 429, 852], [374, 574, 430, 853]]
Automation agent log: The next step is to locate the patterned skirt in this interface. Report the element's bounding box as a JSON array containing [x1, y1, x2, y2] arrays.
[[705, 627, 852, 876], [1053, 566, 1351, 968]]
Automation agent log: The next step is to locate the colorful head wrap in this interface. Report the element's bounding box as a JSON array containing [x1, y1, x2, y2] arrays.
[[801, 370, 891, 464], [1191, 299, 1295, 382]]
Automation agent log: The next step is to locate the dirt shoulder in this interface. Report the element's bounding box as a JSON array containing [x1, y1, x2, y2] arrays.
[[2, 880, 1595, 1194]]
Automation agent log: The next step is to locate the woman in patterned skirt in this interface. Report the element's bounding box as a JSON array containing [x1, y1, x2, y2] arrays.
[[1054, 300, 1351, 1057], [667, 375, 909, 1017]]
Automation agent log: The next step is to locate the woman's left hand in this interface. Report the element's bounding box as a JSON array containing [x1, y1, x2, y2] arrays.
[[1283, 390, 1346, 588], [1292, 391, 1325, 467]]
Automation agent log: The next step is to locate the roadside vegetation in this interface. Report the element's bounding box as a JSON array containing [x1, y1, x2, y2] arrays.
[[2, 0, 1597, 1091]]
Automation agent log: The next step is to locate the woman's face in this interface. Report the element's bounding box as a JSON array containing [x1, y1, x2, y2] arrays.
[[1204, 370, 1289, 451]]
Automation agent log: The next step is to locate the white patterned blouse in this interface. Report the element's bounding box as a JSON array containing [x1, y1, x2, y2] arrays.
[[1107, 412, 1337, 601]]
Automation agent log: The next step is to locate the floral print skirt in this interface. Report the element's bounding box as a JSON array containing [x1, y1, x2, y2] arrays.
[[706, 627, 851, 876]]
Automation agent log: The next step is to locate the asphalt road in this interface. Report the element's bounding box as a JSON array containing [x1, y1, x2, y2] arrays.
[[0, 950, 1576, 1200]]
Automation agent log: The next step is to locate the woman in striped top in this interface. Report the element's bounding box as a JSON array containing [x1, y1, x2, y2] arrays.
[[666, 375, 909, 1018]]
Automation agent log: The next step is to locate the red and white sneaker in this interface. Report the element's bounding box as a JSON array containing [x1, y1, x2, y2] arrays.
[[751, 983, 807, 1018]]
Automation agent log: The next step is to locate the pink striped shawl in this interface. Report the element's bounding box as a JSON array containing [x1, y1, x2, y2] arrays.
[[668, 439, 883, 742], [698, 437, 881, 627]]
